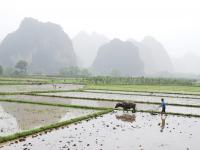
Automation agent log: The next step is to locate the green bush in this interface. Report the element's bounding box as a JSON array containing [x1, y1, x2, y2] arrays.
[[81, 76, 195, 86], [0, 65, 3, 75], [59, 66, 91, 77]]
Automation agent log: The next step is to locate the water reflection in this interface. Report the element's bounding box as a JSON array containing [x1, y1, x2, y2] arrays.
[[159, 115, 167, 132], [115, 113, 136, 123], [0, 102, 71, 136], [0, 102, 98, 137], [0, 105, 19, 136]]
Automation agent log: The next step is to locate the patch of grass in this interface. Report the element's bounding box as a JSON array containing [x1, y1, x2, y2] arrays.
[[0, 109, 112, 143], [85, 84, 200, 95], [0, 89, 82, 95], [0, 76, 84, 84]]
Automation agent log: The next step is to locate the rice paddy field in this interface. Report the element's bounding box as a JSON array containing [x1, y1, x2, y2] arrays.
[[0, 76, 200, 150]]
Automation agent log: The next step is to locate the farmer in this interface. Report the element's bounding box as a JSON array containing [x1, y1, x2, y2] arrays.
[[160, 98, 166, 115]]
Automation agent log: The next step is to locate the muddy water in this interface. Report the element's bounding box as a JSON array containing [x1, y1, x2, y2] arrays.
[[40, 91, 200, 106], [1, 111, 199, 150], [0, 95, 116, 108], [1, 95, 200, 115], [0, 84, 83, 93], [0, 102, 98, 136], [86, 89, 200, 99]]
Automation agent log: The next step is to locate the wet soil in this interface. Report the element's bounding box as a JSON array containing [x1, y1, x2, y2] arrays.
[[1, 111, 199, 150], [0, 102, 98, 136], [1, 94, 200, 115]]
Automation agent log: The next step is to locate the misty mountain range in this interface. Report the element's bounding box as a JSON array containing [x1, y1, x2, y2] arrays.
[[73, 31, 109, 67], [92, 39, 144, 76], [128, 37, 173, 75], [0, 18, 76, 74], [0, 17, 199, 76]]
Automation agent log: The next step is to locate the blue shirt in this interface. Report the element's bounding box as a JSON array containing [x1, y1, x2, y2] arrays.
[[162, 101, 166, 109]]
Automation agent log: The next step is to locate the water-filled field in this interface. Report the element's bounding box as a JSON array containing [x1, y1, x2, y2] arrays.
[[86, 89, 200, 99], [0, 80, 200, 150], [1, 111, 199, 150], [0, 102, 98, 136], [0, 84, 83, 93], [1, 94, 200, 115], [40, 91, 200, 106]]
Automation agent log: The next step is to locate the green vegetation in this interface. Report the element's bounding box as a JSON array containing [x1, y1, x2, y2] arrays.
[[0, 65, 3, 75], [85, 84, 200, 95], [0, 75, 198, 85], [0, 109, 112, 143], [59, 66, 91, 77], [2, 67, 15, 76], [0, 75, 200, 95], [15, 60, 28, 75], [0, 76, 82, 84], [81, 76, 197, 86]]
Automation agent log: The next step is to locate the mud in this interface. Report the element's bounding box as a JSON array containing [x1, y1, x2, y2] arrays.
[[1, 111, 199, 150], [0, 102, 98, 136]]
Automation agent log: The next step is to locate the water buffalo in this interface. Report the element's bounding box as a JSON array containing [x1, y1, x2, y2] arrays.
[[115, 102, 136, 113]]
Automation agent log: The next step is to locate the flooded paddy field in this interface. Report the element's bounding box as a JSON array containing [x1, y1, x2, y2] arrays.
[[0, 101, 98, 136], [0, 84, 83, 93], [40, 91, 200, 106], [1, 111, 200, 150], [86, 89, 200, 99], [0, 95, 200, 116]]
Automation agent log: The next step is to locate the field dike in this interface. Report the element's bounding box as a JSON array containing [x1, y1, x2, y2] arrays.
[[0, 89, 81, 95]]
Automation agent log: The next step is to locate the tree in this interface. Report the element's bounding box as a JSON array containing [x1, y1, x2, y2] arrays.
[[59, 66, 91, 77], [15, 60, 28, 74], [110, 69, 120, 77], [0, 65, 3, 75], [3, 67, 14, 75]]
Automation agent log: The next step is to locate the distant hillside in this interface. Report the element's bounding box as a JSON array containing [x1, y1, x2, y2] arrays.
[[0, 17, 77, 74], [92, 39, 144, 76], [73, 31, 109, 67], [173, 52, 200, 75], [129, 36, 173, 75]]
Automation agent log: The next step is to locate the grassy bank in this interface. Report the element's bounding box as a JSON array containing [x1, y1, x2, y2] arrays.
[[0, 89, 82, 95], [85, 84, 200, 95]]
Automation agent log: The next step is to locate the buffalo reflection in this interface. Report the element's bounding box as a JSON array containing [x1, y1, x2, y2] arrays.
[[115, 113, 136, 123]]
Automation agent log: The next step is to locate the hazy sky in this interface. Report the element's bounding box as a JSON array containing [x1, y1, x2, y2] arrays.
[[0, 0, 200, 58]]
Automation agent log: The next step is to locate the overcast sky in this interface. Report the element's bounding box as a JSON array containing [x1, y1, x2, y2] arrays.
[[0, 0, 200, 58]]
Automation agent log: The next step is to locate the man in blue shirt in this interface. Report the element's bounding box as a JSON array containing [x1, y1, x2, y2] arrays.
[[161, 98, 166, 115]]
